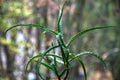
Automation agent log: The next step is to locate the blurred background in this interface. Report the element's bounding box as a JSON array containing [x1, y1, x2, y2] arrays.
[[0, 0, 120, 80]]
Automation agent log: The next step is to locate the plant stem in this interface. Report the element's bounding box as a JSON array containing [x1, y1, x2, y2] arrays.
[[58, 77, 61, 80], [64, 69, 69, 80]]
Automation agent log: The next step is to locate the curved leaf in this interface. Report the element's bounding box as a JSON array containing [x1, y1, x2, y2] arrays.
[[59, 69, 67, 77], [34, 60, 53, 80], [39, 62, 53, 70], [69, 51, 107, 68], [25, 53, 62, 72], [76, 58, 87, 80], [51, 64, 59, 77], [56, 37, 67, 64], [36, 45, 60, 79], [69, 54, 87, 80], [52, 42, 58, 67], [5, 24, 58, 36], [66, 26, 113, 47], [25, 45, 60, 72], [57, 0, 67, 36], [48, 55, 64, 64]]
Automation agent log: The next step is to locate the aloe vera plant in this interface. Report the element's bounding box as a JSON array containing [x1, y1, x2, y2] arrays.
[[5, 1, 114, 80]]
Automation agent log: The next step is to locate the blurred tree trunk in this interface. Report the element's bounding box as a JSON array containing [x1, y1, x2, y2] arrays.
[[34, 0, 42, 50], [68, 0, 86, 80], [108, 28, 120, 80], [0, 32, 5, 77], [0, 3, 4, 76], [34, 0, 50, 79], [74, 0, 85, 52], [107, 0, 120, 80], [0, 32, 15, 80], [41, 1, 52, 79], [0, 2, 15, 79], [109, 16, 120, 80], [4, 45, 15, 80]]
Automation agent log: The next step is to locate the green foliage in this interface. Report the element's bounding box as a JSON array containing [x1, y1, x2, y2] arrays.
[[0, 77, 9, 80], [5, 1, 114, 80], [0, 38, 20, 54], [7, 1, 32, 17]]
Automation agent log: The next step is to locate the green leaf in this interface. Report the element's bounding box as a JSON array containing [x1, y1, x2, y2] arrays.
[[52, 42, 57, 67], [57, 10, 63, 35], [47, 53, 62, 59], [76, 58, 87, 80], [59, 69, 67, 77], [69, 53, 87, 80], [66, 26, 113, 47], [69, 51, 107, 68], [5, 24, 58, 36], [56, 36, 67, 64], [44, 45, 59, 54], [57, 0, 67, 36], [34, 60, 53, 72], [52, 64, 59, 77], [59, 34, 67, 48], [41, 31, 46, 41], [35, 59, 61, 80], [40, 62, 53, 70], [35, 45, 60, 79], [25, 52, 62, 80], [25, 45, 60, 72], [25, 53, 62, 72], [36, 61, 45, 80], [49, 56, 64, 64]]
